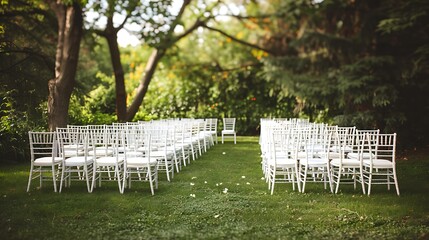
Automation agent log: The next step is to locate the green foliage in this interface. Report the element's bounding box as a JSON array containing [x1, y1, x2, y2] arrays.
[[0, 0, 55, 161], [2, 0, 429, 153], [261, 0, 429, 146], [67, 36, 117, 126], [0, 89, 46, 162]]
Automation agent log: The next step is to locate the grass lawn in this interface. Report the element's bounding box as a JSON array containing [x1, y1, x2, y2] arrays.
[[1, 136, 428, 239]]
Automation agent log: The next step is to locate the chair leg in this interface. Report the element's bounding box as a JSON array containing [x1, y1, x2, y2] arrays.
[[59, 166, 66, 193], [90, 165, 97, 193], [335, 167, 342, 194], [182, 149, 187, 167], [291, 169, 296, 191], [148, 166, 155, 196], [26, 165, 34, 192], [367, 170, 373, 196], [174, 152, 180, 173], [122, 169, 127, 192], [393, 168, 400, 196], [52, 165, 58, 193], [301, 165, 308, 193], [155, 166, 159, 189], [295, 165, 301, 193], [115, 166, 123, 194], [39, 167, 43, 189], [165, 160, 171, 182], [270, 169, 275, 195], [85, 165, 91, 193]]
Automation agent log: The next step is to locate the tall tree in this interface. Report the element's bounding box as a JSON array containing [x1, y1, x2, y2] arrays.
[[46, 0, 83, 130], [91, 0, 138, 122], [91, 0, 211, 121], [126, 0, 204, 121]]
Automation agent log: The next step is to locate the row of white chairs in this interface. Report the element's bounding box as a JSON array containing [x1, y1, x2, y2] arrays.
[[26, 118, 219, 194], [260, 118, 400, 196]]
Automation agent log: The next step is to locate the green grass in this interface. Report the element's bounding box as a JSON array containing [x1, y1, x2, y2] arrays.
[[1, 136, 428, 239]]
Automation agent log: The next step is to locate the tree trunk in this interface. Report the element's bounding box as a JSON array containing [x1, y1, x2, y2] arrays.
[[46, 0, 83, 131], [126, 48, 165, 121], [104, 27, 127, 122]]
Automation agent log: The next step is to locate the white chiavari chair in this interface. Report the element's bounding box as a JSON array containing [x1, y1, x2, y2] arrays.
[[57, 128, 94, 192], [90, 128, 124, 193], [329, 131, 365, 194], [27, 131, 63, 192], [297, 126, 332, 193], [122, 131, 158, 195], [361, 133, 400, 196], [222, 118, 236, 144], [267, 128, 300, 194]]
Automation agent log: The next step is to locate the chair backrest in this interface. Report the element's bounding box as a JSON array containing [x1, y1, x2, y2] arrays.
[[270, 129, 288, 163], [337, 126, 356, 148], [328, 131, 348, 161], [210, 118, 218, 132], [57, 128, 89, 158], [223, 118, 236, 131], [88, 127, 114, 156], [366, 133, 396, 164], [67, 125, 88, 131], [357, 131, 379, 160], [351, 129, 379, 156], [28, 131, 58, 162]]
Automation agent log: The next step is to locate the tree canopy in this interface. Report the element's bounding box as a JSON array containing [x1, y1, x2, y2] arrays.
[[1, 0, 429, 161]]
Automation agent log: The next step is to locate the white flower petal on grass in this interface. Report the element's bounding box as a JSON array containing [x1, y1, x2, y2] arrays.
[[214, 214, 220, 218], [222, 188, 228, 194], [222, 152, 226, 155], [216, 183, 219, 186], [191, 176, 197, 180], [190, 194, 196, 198], [219, 182, 223, 185], [241, 176, 246, 179], [190, 183, 195, 186], [246, 182, 251, 185], [204, 181, 208, 184], [236, 183, 240, 186], [261, 177, 265, 180]]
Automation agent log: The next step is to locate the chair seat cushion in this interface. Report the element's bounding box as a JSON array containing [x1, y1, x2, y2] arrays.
[[330, 158, 360, 167], [299, 158, 328, 166], [318, 152, 343, 159], [297, 151, 317, 158], [348, 152, 375, 159], [222, 130, 235, 134], [330, 146, 353, 153], [363, 159, 394, 168], [34, 157, 63, 166], [137, 146, 157, 152], [64, 156, 94, 166], [124, 151, 144, 157], [305, 144, 325, 152], [268, 157, 296, 167], [64, 150, 85, 157], [150, 150, 174, 157], [89, 149, 114, 156], [96, 156, 124, 165], [126, 157, 157, 167]]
